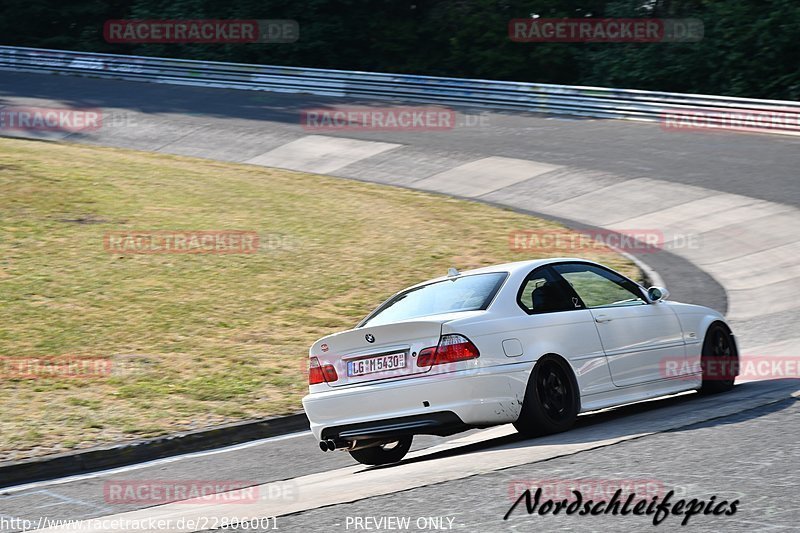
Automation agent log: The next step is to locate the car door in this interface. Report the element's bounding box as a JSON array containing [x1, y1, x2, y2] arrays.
[[513, 266, 615, 396], [550, 262, 686, 387]]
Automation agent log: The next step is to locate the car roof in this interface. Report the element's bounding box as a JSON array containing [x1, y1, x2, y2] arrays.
[[407, 257, 601, 289], [462, 257, 603, 275], [359, 257, 618, 327]]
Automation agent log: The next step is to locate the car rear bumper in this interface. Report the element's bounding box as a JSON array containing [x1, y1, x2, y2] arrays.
[[320, 411, 466, 443], [302, 363, 530, 441]]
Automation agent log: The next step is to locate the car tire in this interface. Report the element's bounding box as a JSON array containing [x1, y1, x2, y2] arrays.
[[699, 323, 737, 394], [514, 356, 579, 437], [348, 436, 413, 465]]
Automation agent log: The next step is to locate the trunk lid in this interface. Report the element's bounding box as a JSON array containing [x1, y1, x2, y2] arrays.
[[310, 319, 444, 387]]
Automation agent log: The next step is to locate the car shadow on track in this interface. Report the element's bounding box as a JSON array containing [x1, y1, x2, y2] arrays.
[[359, 379, 800, 472]]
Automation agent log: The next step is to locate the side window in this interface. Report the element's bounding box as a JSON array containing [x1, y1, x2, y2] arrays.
[[518, 267, 580, 314], [551, 263, 646, 309]]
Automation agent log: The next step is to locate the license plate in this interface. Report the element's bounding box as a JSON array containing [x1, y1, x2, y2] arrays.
[[347, 352, 406, 377]]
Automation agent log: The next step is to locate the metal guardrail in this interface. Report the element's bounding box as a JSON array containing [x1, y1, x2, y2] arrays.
[[1, 45, 799, 135]]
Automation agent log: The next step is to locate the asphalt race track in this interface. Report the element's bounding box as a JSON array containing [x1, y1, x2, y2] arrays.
[[0, 72, 798, 532]]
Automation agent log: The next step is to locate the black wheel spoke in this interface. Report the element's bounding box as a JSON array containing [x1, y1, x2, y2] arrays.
[[537, 362, 571, 421], [713, 332, 731, 357], [700, 326, 737, 395]]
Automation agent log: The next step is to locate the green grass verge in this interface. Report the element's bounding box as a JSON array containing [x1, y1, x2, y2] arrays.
[[0, 137, 637, 460]]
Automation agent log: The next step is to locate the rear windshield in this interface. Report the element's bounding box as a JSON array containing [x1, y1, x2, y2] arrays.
[[360, 272, 508, 327]]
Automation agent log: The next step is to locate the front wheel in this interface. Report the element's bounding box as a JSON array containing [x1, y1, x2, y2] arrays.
[[699, 324, 737, 394], [348, 436, 413, 465], [514, 357, 578, 437]]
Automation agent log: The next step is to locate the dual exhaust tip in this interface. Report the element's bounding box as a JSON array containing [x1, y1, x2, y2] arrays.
[[319, 438, 385, 452], [319, 439, 337, 452]]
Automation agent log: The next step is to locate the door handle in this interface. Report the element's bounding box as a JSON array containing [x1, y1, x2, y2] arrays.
[[594, 314, 613, 323]]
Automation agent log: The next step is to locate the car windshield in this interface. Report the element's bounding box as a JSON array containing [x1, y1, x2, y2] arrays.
[[361, 272, 507, 327]]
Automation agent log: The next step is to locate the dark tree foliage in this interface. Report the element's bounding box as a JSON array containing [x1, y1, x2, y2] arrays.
[[0, 0, 797, 99]]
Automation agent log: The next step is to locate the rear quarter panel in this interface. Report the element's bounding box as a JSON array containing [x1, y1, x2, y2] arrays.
[[443, 308, 615, 398]]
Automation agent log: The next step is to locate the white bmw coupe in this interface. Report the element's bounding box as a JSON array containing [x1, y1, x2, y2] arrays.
[[302, 258, 737, 465]]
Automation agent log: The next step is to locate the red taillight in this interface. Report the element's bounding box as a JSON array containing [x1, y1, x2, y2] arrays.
[[322, 364, 338, 382], [309, 356, 338, 385], [417, 346, 438, 367], [416, 334, 480, 368]]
